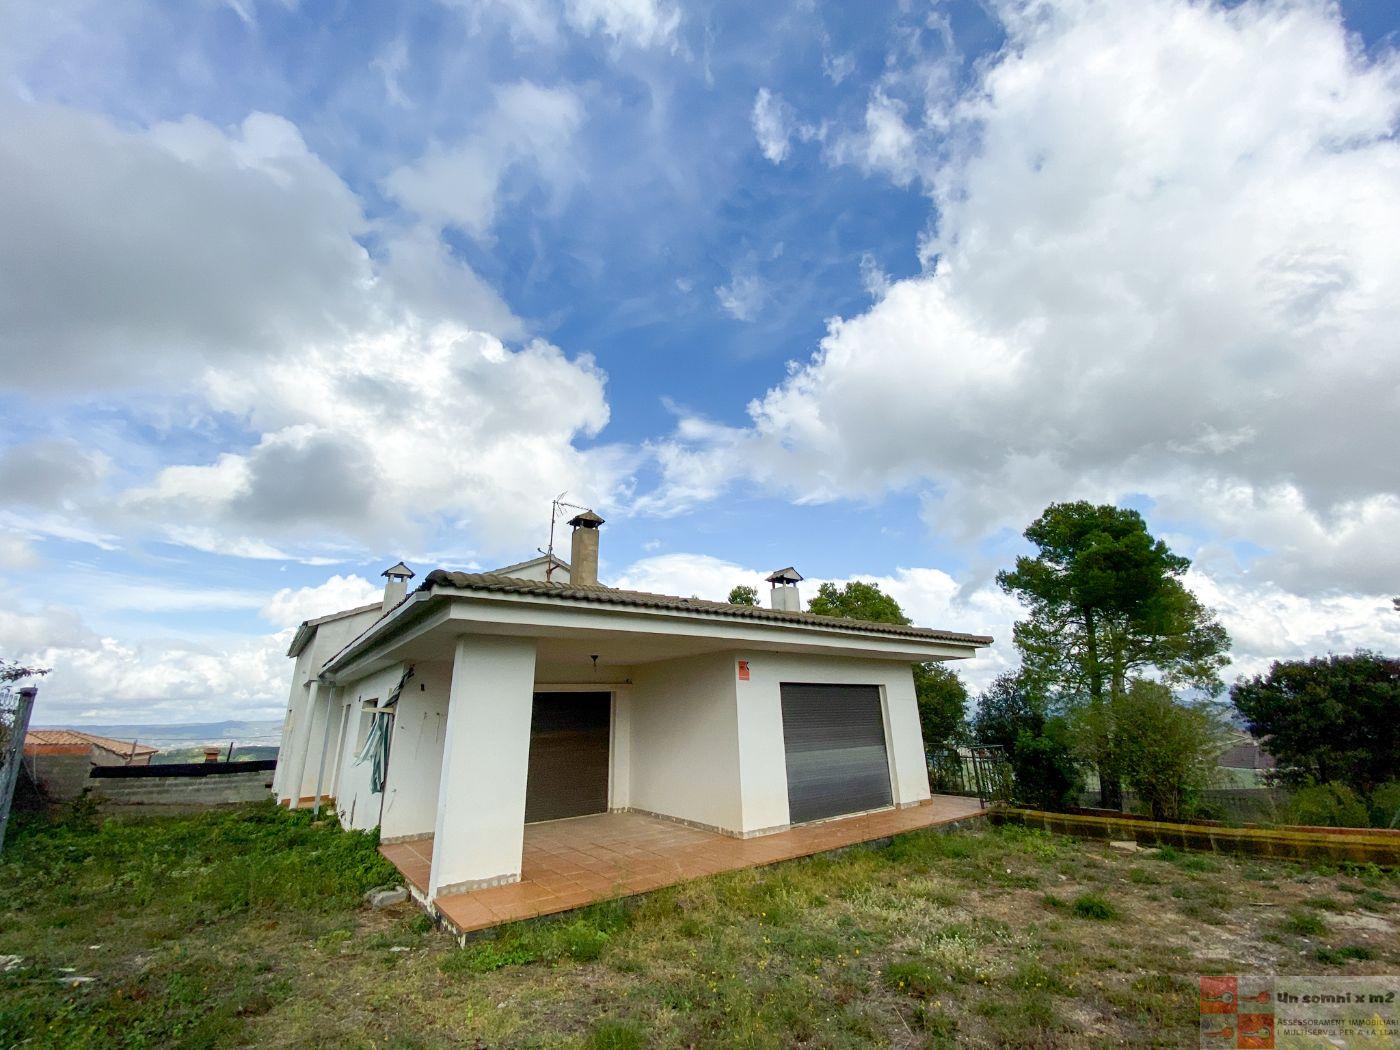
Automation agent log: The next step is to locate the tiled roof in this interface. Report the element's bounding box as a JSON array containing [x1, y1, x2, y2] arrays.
[[419, 570, 993, 646], [25, 730, 159, 756]]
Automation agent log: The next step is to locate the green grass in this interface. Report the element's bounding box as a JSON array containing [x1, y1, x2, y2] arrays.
[[2, 803, 1397, 1048], [1071, 892, 1117, 920]]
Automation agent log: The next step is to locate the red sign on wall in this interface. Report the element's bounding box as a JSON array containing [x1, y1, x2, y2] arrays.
[[737, 660, 750, 681]]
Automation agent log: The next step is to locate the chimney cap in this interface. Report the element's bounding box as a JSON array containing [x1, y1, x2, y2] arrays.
[[568, 510, 605, 529], [766, 567, 804, 584], [382, 561, 415, 579]]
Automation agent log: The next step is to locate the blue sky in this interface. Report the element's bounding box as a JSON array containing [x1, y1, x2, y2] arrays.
[[1, 0, 1398, 723]]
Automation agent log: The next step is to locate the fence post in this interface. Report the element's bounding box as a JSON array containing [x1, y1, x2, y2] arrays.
[[0, 686, 38, 854]]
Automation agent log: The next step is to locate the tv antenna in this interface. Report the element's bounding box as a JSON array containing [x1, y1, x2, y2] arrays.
[[539, 492, 588, 582]]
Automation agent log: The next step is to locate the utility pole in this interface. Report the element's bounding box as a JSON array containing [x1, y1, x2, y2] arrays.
[[0, 686, 38, 854]]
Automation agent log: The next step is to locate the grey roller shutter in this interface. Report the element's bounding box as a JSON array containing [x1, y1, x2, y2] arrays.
[[780, 683, 893, 824], [524, 692, 611, 823]]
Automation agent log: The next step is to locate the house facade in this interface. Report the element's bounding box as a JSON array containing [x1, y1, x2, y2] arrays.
[[274, 516, 990, 903]]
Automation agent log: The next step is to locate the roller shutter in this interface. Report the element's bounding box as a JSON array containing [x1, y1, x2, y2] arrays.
[[524, 691, 611, 823], [780, 683, 892, 824]]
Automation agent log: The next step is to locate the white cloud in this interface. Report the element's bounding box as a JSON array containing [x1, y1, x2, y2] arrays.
[[752, 88, 795, 164], [450, 0, 679, 49], [261, 574, 384, 628], [656, 0, 1400, 598], [0, 101, 515, 389], [125, 323, 630, 555], [564, 0, 680, 49], [384, 81, 583, 239], [715, 265, 768, 322]]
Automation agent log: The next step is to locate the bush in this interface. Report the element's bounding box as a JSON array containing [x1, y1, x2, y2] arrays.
[[1368, 781, 1400, 829], [1284, 784, 1370, 828]]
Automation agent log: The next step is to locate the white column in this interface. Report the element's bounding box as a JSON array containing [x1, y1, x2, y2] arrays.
[[884, 668, 933, 806], [280, 680, 319, 806], [428, 635, 537, 898], [296, 684, 332, 804]]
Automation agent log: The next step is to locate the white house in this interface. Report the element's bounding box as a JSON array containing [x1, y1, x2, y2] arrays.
[[273, 514, 990, 902]]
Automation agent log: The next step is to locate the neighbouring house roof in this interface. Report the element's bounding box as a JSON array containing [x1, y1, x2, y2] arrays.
[[490, 553, 572, 576], [287, 601, 385, 658], [1218, 738, 1277, 771], [416, 570, 995, 646], [25, 730, 159, 758]]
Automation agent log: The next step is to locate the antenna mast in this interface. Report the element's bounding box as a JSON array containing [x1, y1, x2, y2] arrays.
[[539, 492, 588, 582]]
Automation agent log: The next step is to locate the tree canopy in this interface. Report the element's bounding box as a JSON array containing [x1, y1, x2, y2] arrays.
[[998, 501, 1230, 701], [726, 584, 758, 607], [1, 659, 48, 685], [1231, 651, 1399, 795], [806, 581, 910, 625], [911, 663, 968, 749], [997, 501, 1230, 808]]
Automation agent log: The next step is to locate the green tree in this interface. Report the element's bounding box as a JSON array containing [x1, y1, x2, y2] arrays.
[[1230, 651, 1399, 795], [727, 585, 758, 606], [1088, 680, 1229, 821], [997, 501, 1230, 807], [912, 663, 968, 749], [971, 672, 1080, 810], [806, 581, 910, 625]]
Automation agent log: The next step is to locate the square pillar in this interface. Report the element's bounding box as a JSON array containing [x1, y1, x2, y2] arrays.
[[428, 635, 538, 898], [884, 668, 933, 806], [279, 680, 319, 806]]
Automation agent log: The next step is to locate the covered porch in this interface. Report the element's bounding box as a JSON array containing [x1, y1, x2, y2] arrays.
[[382, 794, 985, 935]]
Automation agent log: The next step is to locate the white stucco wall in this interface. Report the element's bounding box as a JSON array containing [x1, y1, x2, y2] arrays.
[[625, 651, 744, 833], [275, 605, 382, 805], [378, 660, 451, 841], [331, 662, 407, 831], [735, 652, 932, 827], [429, 635, 539, 896]]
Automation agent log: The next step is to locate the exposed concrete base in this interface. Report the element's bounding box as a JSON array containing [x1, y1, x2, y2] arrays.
[[432, 872, 521, 897]]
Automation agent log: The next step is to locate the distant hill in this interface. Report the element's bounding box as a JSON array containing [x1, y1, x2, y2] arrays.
[[32, 719, 284, 751]]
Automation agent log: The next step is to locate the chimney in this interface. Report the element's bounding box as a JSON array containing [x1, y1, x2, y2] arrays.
[[568, 510, 605, 586], [381, 561, 415, 613], [766, 567, 804, 612], [202, 746, 221, 764]]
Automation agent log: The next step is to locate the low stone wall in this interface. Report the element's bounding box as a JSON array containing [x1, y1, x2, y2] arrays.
[[991, 807, 1400, 866], [88, 769, 274, 807], [23, 753, 92, 801]]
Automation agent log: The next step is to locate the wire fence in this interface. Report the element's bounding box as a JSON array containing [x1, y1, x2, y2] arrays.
[[0, 683, 38, 853]]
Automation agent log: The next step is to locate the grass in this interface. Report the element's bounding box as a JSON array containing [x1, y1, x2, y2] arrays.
[[2, 802, 1397, 1048]]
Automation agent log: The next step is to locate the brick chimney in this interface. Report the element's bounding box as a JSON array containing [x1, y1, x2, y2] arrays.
[[766, 567, 803, 612], [568, 510, 604, 586], [381, 561, 415, 613]]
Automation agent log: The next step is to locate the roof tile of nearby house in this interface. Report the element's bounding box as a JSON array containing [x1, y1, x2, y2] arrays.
[[419, 569, 994, 646], [25, 730, 159, 756]]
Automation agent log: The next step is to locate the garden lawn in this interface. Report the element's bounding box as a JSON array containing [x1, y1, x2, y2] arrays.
[[2, 801, 1397, 1048]]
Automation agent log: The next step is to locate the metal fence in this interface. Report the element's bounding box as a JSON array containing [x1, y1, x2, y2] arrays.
[[0, 684, 38, 853], [928, 744, 1014, 808]]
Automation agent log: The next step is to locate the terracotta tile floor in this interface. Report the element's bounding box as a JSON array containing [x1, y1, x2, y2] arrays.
[[380, 795, 986, 935]]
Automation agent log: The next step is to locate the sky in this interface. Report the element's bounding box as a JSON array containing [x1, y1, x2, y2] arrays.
[[1, 0, 1397, 725]]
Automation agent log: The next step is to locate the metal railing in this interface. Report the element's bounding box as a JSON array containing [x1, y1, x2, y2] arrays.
[[928, 744, 1014, 808]]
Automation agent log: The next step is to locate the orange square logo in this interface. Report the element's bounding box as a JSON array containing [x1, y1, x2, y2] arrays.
[[1236, 1012, 1274, 1048], [1199, 976, 1238, 1015]]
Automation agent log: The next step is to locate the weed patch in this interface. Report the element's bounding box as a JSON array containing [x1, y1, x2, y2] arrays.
[[1071, 893, 1117, 920]]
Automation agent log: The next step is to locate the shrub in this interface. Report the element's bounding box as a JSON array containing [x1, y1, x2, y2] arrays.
[[1315, 945, 1374, 964], [1071, 893, 1116, 920], [1368, 781, 1400, 829], [1281, 910, 1326, 937], [1284, 784, 1370, 828]]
